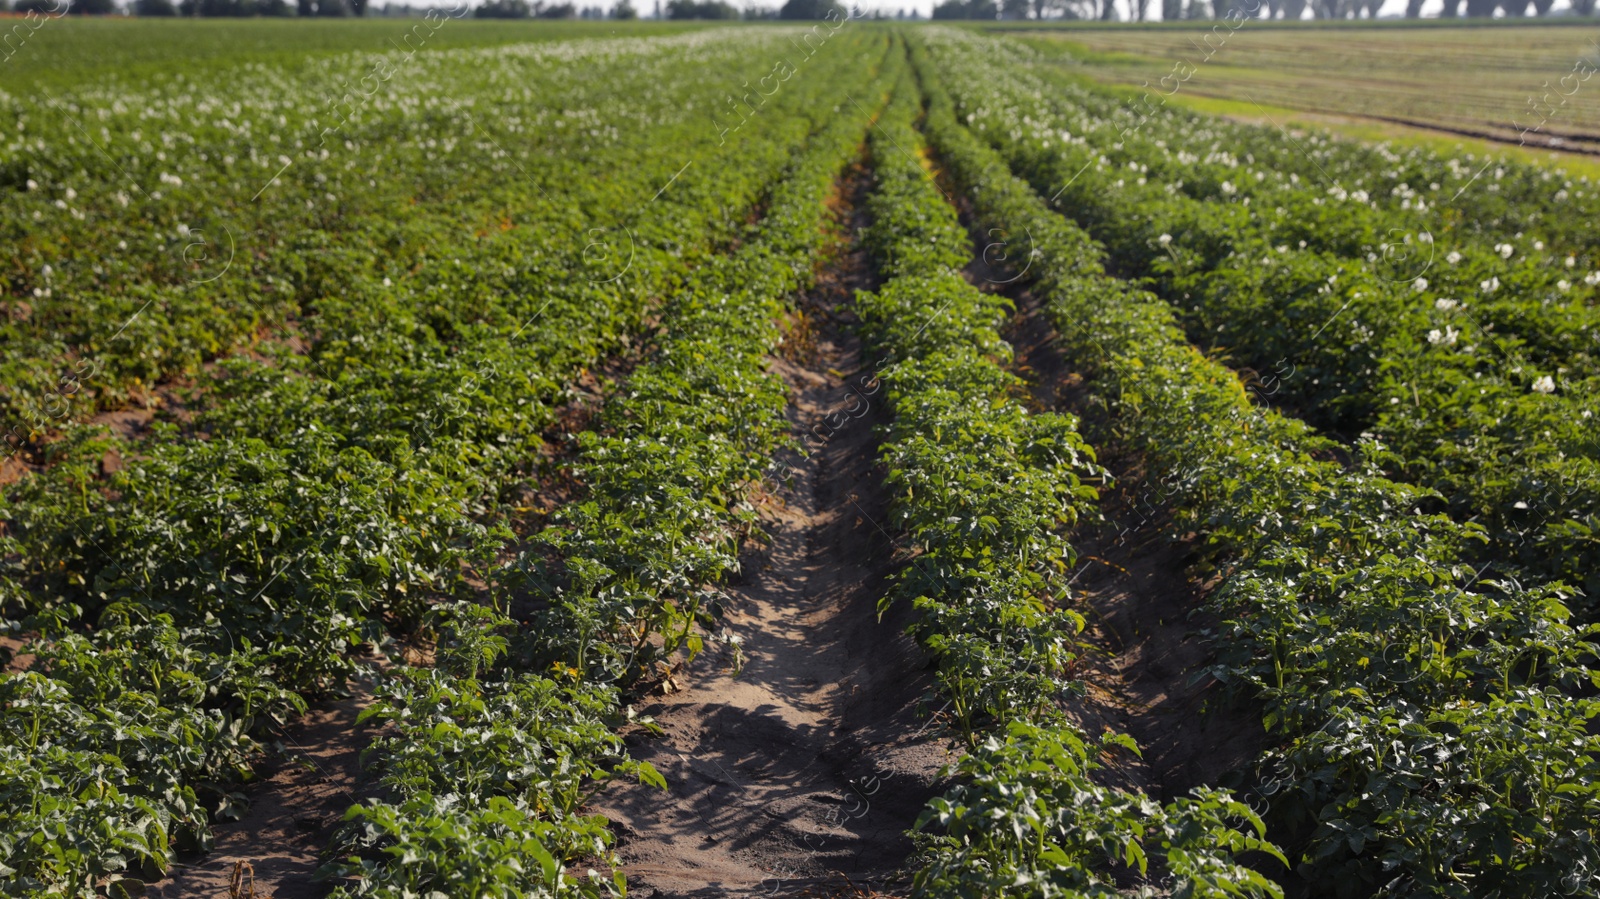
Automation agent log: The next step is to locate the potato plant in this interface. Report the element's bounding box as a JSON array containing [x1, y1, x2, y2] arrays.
[[0, 28, 887, 897], [913, 33, 1600, 896], [3, 21, 1597, 899], [860, 66, 1281, 899], [922, 28, 1600, 613], [321, 32, 901, 899]]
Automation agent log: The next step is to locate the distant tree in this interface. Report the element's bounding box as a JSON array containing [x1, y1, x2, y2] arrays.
[[1025, 0, 1061, 17], [476, 0, 530, 14], [180, 0, 265, 14], [539, 0, 575, 12], [931, 0, 995, 16], [134, 0, 178, 13], [1309, 0, 1360, 17], [316, 0, 350, 13], [613, 0, 636, 13], [1462, 0, 1495, 14], [742, 2, 776, 15], [1000, 0, 1027, 16], [1529, 0, 1553, 13], [67, 0, 115, 12], [1573, 0, 1596, 14], [667, 0, 737, 15], [777, 0, 841, 17]]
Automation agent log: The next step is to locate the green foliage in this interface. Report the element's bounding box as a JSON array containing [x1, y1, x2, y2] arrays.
[[914, 723, 1284, 899], [323, 608, 660, 899], [927, 28, 1600, 608], [0, 29, 890, 894], [860, 64, 1279, 899], [912, 29, 1600, 896], [328, 30, 900, 899], [329, 797, 621, 899], [0, 618, 305, 897]]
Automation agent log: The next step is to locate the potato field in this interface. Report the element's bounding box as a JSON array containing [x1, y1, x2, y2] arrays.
[[2, 19, 1598, 899]]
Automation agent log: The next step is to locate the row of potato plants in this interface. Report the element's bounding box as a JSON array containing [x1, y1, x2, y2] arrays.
[[1009, 33, 1600, 260], [0, 30, 879, 897], [318, 35, 900, 899], [920, 30, 1600, 609], [987, 41, 1600, 393], [909, 34, 1600, 899], [939, 37, 1598, 379], [857, 60, 1282, 899], [0, 29, 777, 450]]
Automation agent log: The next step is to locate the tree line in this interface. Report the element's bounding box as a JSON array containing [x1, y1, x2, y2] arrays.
[[20, 0, 878, 16], [932, 0, 1597, 18]]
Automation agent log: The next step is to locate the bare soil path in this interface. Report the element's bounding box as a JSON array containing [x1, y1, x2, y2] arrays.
[[141, 344, 647, 899], [945, 168, 1269, 805], [147, 667, 384, 899], [590, 168, 950, 899], [1001, 284, 1269, 805]]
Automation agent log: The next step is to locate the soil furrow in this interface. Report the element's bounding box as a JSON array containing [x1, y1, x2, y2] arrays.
[[1004, 291, 1267, 803], [945, 161, 1269, 805], [146, 663, 384, 899], [141, 347, 649, 899], [590, 163, 948, 899]]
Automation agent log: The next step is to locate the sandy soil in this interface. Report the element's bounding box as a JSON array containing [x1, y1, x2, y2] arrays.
[[146, 668, 384, 899], [588, 168, 952, 899], [1003, 289, 1270, 804]]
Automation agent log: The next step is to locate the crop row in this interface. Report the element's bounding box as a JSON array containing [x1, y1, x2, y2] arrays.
[[0, 30, 784, 450], [911, 32, 1600, 898], [0, 30, 881, 897], [967, 41, 1600, 392], [923, 29, 1600, 609], [1008, 34, 1600, 260], [856, 57, 1281, 899], [313, 32, 898, 899]]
